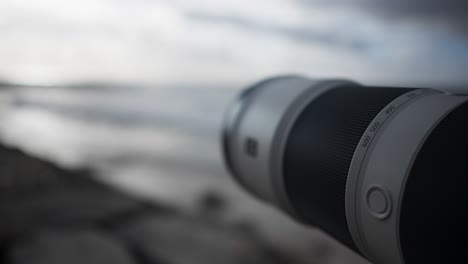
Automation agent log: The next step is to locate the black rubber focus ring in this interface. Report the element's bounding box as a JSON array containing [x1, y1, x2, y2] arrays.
[[283, 85, 413, 249]]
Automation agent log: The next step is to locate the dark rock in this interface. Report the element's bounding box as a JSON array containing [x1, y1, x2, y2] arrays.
[[0, 146, 147, 242], [116, 215, 294, 264], [0, 144, 313, 264], [7, 229, 136, 264], [196, 190, 228, 220]]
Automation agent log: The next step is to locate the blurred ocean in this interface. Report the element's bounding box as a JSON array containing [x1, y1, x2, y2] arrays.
[[0, 84, 236, 204]]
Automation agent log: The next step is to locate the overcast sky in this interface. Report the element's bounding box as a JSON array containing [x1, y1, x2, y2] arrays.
[[0, 0, 467, 86]]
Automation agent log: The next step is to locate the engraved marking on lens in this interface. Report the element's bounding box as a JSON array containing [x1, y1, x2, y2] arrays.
[[362, 136, 372, 148], [370, 122, 381, 132], [245, 137, 259, 158], [385, 105, 396, 115], [357, 90, 431, 152]]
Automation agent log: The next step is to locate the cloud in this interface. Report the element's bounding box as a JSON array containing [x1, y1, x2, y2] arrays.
[[186, 12, 371, 52], [360, 0, 467, 22], [0, 0, 467, 86], [305, 0, 468, 34]]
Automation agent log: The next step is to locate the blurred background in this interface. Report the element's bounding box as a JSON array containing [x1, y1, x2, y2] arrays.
[[0, 0, 467, 263]]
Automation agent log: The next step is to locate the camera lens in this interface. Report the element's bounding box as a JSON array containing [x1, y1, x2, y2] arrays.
[[222, 75, 468, 264]]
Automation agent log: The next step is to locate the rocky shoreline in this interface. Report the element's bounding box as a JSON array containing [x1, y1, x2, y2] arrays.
[[0, 145, 313, 264]]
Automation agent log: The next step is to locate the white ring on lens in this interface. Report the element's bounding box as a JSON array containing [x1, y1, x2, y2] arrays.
[[227, 76, 316, 208], [346, 89, 437, 258], [346, 90, 468, 264]]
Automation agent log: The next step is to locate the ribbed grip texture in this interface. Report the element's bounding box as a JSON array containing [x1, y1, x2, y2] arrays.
[[283, 85, 412, 249]]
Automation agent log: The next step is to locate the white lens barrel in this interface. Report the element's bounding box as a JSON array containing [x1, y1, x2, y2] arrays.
[[223, 75, 468, 264], [224, 76, 356, 214], [346, 89, 468, 263]]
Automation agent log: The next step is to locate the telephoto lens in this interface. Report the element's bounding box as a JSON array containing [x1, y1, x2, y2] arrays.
[[222, 76, 468, 264]]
